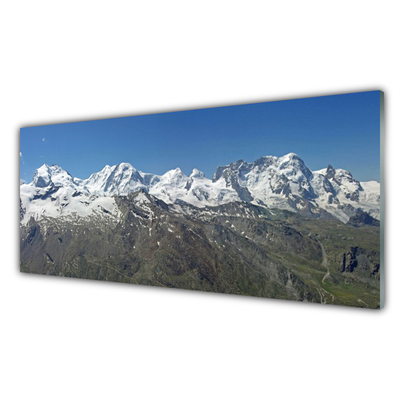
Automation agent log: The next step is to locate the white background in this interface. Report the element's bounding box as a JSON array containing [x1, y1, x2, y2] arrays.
[[1, 1, 399, 399]]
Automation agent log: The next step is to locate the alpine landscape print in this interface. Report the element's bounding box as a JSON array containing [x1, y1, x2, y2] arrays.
[[19, 91, 384, 308]]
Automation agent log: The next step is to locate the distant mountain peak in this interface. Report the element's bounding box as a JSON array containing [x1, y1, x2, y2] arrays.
[[163, 167, 186, 179], [190, 168, 205, 179], [116, 162, 136, 170], [282, 152, 300, 159], [32, 163, 72, 188]]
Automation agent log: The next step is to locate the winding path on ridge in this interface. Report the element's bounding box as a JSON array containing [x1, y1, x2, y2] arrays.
[[315, 240, 336, 303], [320, 242, 330, 284]]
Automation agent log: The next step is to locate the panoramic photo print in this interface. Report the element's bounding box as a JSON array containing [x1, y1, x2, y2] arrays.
[[20, 91, 383, 308]]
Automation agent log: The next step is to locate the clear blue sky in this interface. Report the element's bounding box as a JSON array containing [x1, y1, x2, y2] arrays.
[[20, 91, 381, 183]]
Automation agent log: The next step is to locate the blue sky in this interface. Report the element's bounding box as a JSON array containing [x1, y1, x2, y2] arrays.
[[20, 91, 381, 183]]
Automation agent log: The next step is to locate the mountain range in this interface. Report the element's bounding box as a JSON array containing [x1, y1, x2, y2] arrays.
[[20, 152, 380, 225], [20, 153, 381, 308]]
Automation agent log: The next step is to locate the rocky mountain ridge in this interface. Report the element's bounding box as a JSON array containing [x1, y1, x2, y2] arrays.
[[20, 153, 380, 225], [20, 189, 381, 308]]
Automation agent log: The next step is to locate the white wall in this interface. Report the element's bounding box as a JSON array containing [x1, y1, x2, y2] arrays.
[[2, 2, 398, 399]]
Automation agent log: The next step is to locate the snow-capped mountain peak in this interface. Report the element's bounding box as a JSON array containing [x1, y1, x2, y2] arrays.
[[32, 164, 74, 188], [190, 168, 205, 179], [163, 167, 185, 177], [82, 162, 147, 195]]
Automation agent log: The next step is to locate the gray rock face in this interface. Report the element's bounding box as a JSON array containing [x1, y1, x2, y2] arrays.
[[341, 247, 359, 272], [348, 210, 380, 227], [339, 245, 380, 282], [20, 199, 26, 221], [212, 159, 253, 201]]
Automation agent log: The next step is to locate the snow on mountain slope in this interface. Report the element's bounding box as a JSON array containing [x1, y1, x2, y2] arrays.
[[311, 165, 380, 221], [212, 153, 316, 209], [149, 167, 239, 207], [359, 180, 381, 219], [32, 164, 78, 189], [20, 154, 380, 225], [212, 153, 380, 222], [360, 180, 380, 202], [20, 164, 120, 225], [81, 163, 157, 195]]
